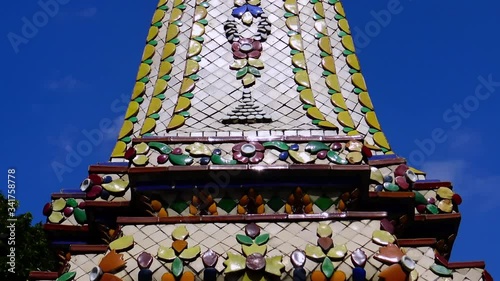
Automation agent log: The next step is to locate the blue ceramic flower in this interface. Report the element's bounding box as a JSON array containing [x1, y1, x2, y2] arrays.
[[232, 4, 263, 18]]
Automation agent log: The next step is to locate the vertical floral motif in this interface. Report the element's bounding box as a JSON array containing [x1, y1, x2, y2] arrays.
[[157, 226, 201, 278]]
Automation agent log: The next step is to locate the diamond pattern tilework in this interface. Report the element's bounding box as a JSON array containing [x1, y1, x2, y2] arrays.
[[65, 220, 485, 281]]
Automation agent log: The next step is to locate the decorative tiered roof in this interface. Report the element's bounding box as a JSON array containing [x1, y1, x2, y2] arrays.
[[30, 0, 492, 281]]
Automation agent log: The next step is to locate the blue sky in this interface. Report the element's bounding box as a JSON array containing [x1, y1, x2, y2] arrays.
[[1, 0, 499, 277]]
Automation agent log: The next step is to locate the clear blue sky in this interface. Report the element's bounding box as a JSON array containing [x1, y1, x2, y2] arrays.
[[1, 0, 499, 277]]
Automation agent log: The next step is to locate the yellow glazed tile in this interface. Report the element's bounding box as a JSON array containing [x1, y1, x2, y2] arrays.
[[194, 6, 207, 21], [173, 0, 185, 7], [358, 92, 373, 109], [109, 235, 134, 251], [157, 0, 168, 7], [136, 63, 151, 80], [180, 78, 195, 94], [307, 107, 325, 120], [330, 93, 347, 110], [159, 61, 172, 78], [230, 59, 248, 69], [295, 71, 311, 87], [322, 56, 336, 74], [179, 246, 201, 260], [147, 26, 159, 42], [373, 132, 390, 149], [314, 20, 327, 35], [292, 53, 307, 69], [437, 187, 454, 199], [318, 37, 332, 54], [134, 142, 150, 154], [52, 198, 66, 212], [188, 41, 202, 57], [152, 10, 165, 24], [372, 230, 395, 246], [167, 114, 186, 130], [286, 16, 300, 32], [185, 142, 212, 156], [346, 54, 360, 70], [192, 23, 205, 37], [162, 43, 177, 60], [170, 8, 183, 22], [102, 179, 129, 193], [334, 2, 345, 17], [265, 256, 284, 276], [289, 151, 317, 163], [248, 58, 264, 69], [142, 44, 155, 61], [172, 225, 189, 240], [327, 244, 348, 259], [299, 89, 316, 105], [317, 223, 332, 237], [338, 19, 350, 33], [325, 74, 341, 92], [158, 246, 176, 261], [341, 35, 355, 52], [133, 155, 149, 166], [305, 244, 326, 259], [184, 60, 199, 76], [174, 97, 191, 113], [318, 121, 338, 129], [313, 2, 325, 18], [132, 82, 146, 99], [111, 142, 127, 157], [338, 111, 355, 128], [141, 118, 157, 135], [224, 252, 246, 273], [153, 79, 168, 96], [125, 101, 140, 119], [49, 212, 64, 224], [284, 0, 298, 14], [118, 120, 134, 139], [289, 34, 303, 51], [366, 111, 381, 130], [351, 73, 367, 91], [242, 73, 255, 86], [147, 97, 163, 116], [248, 0, 260, 5], [166, 25, 180, 42]]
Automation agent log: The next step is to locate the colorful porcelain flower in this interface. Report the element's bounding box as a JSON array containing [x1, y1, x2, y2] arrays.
[[232, 38, 262, 59], [232, 142, 265, 163]]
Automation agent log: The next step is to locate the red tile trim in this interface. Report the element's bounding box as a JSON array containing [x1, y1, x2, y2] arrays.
[[70, 245, 108, 253], [414, 213, 461, 221], [447, 261, 485, 269], [413, 181, 453, 190], [368, 157, 406, 166], [29, 271, 59, 280], [397, 238, 436, 247], [369, 191, 415, 198], [51, 192, 87, 199], [43, 224, 89, 232], [116, 211, 387, 224], [88, 165, 128, 174], [84, 201, 130, 208]]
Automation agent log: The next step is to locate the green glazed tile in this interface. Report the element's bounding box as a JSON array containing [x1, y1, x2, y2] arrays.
[[169, 154, 194, 166], [172, 257, 184, 277], [426, 204, 439, 214], [430, 264, 452, 276], [315, 195, 334, 211], [321, 257, 334, 278], [267, 196, 285, 212], [263, 141, 289, 151], [56, 272, 76, 281], [254, 234, 269, 245], [66, 198, 78, 208], [236, 234, 253, 246], [218, 196, 237, 213], [414, 191, 427, 205], [305, 141, 330, 154], [211, 154, 237, 165], [74, 208, 87, 224], [326, 151, 348, 164], [170, 198, 189, 214], [149, 142, 173, 154]]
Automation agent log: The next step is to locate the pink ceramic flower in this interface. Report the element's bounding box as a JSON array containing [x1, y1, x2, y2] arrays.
[[232, 142, 265, 164], [232, 38, 262, 59]]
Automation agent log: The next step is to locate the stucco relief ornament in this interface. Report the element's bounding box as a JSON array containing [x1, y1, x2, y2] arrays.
[[222, 0, 272, 124]]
